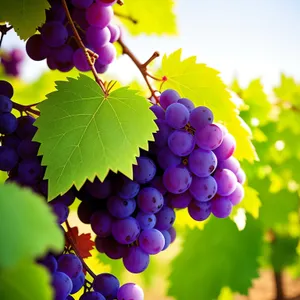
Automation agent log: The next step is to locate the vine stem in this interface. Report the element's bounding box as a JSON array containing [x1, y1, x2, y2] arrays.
[[65, 220, 96, 279], [114, 12, 138, 24], [12, 102, 40, 116], [117, 38, 162, 104], [0, 25, 13, 48], [61, 0, 107, 95]]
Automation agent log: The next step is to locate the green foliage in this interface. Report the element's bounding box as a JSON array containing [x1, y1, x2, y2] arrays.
[[114, 0, 177, 36], [168, 216, 263, 300], [0, 184, 64, 268], [156, 49, 258, 162], [0, 0, 49, 40], [0, 260, 53, 300], [34, 74, 157, 199]]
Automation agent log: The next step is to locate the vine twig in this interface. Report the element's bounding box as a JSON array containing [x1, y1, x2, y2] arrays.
[[0, 24, 13, 48], [13, 102, 40, 116], [114, 12, 138, 24], [61, 0, 107, 95]]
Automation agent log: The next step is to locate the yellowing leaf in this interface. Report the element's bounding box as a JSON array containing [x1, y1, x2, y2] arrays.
[[155, 49, 258, 162], [114, 0, 177, 36], [236, 186, 261, 219]]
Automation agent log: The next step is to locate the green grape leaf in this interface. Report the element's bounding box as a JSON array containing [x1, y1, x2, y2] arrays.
[[0, 260, 53, 300], [114, 0, 177, 36], [0, 184, 64, 268], [0, 0, 49, 40], [236, 186, 261, 219], [155, 49, 258, 162], [168, 216, 263, 300], [34, 74, 157, 200]]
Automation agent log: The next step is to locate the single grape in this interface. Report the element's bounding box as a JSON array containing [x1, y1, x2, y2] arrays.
[[107, 23, 120, 42], [214, 169, 237, 196], [50, 202, 69, 224], [149, 176, 167, 195], [195, 124, 223, 150], [71, 271, 85, 294], [77, 201, 95, 224], [137, 187, 164, 213], [51, 190, 76, 207], [107, 196, 136, 219], [94, 43, 116, 65], [93, 273, 120, 299], [188, 148, 217, 177], [80, 292, 105, 300], [165, 102, 190, 129], [117, 283, 144, 300], [118, 178, 140, 199], [188, 200, 211, 221], [178, 98, 195, 112], [167, 191, 192, 209], [150, 104, 165, 120], [226, 182, 244, 205], [0, 95, 12, 112], [73, 48, 90, 72], [18, 159, 43, 185], [213, 133, 236, 161], [71, 8, 90, 30], [153, 119, 173, 147], [72, 0, 93, 9], [236, 168, 246, 184], [95, 61, 109, 73], [97, 0, 118, 6], [155, 206, 175, 230], [139, 229, 165, 255], [0, 80, 14, 98], [46, 2, 66, 22], [123, 246, 150, 273], [111, 217, 140, 244], [41, 21, 68, 48], [157, 146, 181, 170], [218, 156, 240, 174], [86, 26, 110, 49], [161, 230, 171, 250], [26, 34, 50, 61], [163, 165, 192, 194], [47, 56, 57, 70], [57, 254, 83, 279], [0, 112, 18, 134], [159, 89, 180, 110], [17, 139, 39, 159], [211, 196, 233, 218], [189, 175, 217, 201], [86, 3, 113, 28], [1, 134, 21, 149], [52, 45, 74, 72], [136, 212, 156, 230], [91, 210, 113, 237], [0, 146, 18, 171], [37, 254, 57, 273], [85, 178, 112, 199], [102, 237, 126, 259], [52, 272, 73, 300], [16, 116, 37, 139], [133, 157, 156, 184], [189, 106, 213, 129], [168, 227, 176, 243]]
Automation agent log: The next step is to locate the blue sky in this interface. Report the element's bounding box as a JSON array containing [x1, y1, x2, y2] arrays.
[[2, 0, 300, 91]]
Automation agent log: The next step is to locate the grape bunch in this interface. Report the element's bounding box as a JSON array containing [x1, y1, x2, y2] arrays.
[[37, 252, 144, 300], [0, 48, 24, 77], [26, 0, 120, 73]]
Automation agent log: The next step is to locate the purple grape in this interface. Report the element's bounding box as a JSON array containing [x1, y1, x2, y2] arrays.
[[47, 56, 57, 70], [1, 134, 21, 149], [67, 296, 75, 300], [168, 130, 195, 156], [159, 89, 180, 110], [95, 236, 106, 253], [216, 123, 229, 135], [165, 102, 190, 129], [139, 229, 165, 255], [16, 116, 37, 139], [178, 98, 195, 112], [189, 176, 217, 201], [93, 273, 119, 299], [71, 8, 90, 30], [218, 156, 240, 174], [136, 212, 156, 230], [117, 283, 144, 300], [111, 217, 140, 244], [107, 196, 136, 219], [0, 95, 12, 112], [161, 230, 171, 250], [86, 26, 110, 49], [46, 3, 66, 22], [133, 157, 156, 184], [85, 178, 112, 199], [154, 119, 173, 147], [94, 43, 116, 65], [226, 182, 244, 205], [50, 202, 69, 224], [155, 206, 175, 230], [26, 34, 50, 61], [94, 61, 109, 73], [211, 196, 233, 218], [51, 190, 76, 207], [91, 210, 113, 237], [163, 165, 192, 194], [189, 106, 213, 129], [41, 21, 68, 48], [77, 201, 95, 224], [17, 159, 43, 185], [72, 0, 93, 9], [188, 200, 211, 221], [167, 191, 192, 209], [0, 146, 18, 171], [137, 187, 164, 213], [86, 3, 113, 28], [52, 45, 74, 72], [37, 254, 57, 273], [188, 148, 217, 177], [157, 146, 181, 170], [57, 254, 83, 279], [149, 176, 167, 195], [80, 292, 105, 300], [214, 169, 237, 196], [102, 237, 126, 259], [236, 168, 246, 184], [168, 227, 176, 243], [52, 272, 73, 300], [213, 133, 236, 161], [195, 124, 223, 150], [0, 80, 13, 98], [73, 48, 90, 72], [150, 104, 165, 120], [17, 139, 39, 159], [0, 112, 17, 134], [107, 23, 120, 42], [123, 246, 149, 273], [71, 271, 85, 294], [118, 178, 140, 199], [97, 0, 118, 6]]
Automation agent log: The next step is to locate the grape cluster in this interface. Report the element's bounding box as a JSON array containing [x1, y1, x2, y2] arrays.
[[37, 252, 144, 300], [26, 0, 119, 73], [0, 48, 24, 77]]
